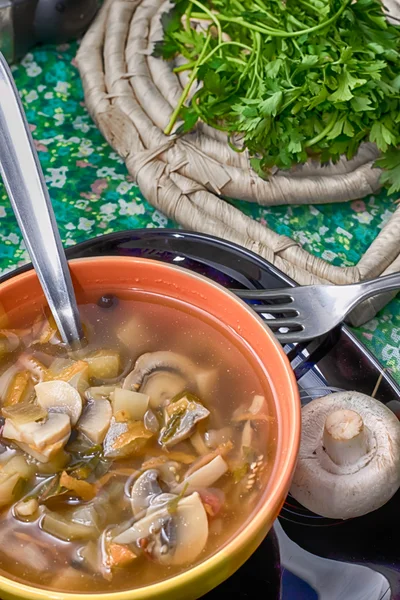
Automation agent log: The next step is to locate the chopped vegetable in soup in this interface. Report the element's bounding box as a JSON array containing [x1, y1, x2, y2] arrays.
[[0, 293, 275, 592]]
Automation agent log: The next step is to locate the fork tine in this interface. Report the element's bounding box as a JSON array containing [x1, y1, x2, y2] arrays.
[[274, 330, 310, 344], [234, 288, 294, 301], [250, 304, 299, 315], [264, 318, 304, 328]]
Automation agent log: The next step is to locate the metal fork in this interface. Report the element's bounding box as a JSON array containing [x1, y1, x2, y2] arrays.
[[233, 272, 400, 344]]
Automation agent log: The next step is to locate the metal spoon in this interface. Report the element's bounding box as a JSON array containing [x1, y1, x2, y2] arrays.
[[0, 51, 84, 346], [274, 520, 391, 600]]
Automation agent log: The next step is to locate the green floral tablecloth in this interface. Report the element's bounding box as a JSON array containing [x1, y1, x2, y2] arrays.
[[0, 42, 399, 385]]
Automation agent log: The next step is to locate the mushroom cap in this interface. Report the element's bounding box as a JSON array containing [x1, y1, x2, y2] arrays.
[[35, 380, 83, 425], [77, 398, 112, 445], [290, 391, 400, 519], [3, 412, 71, 449], [114, 492, 208, 566], [122, 351, 213, 408], [140, 372, 187, 410], [123, 352, 197, 387], [159, 395, 210, 448], [130, 469, 163, 516], [3, 413, 71, 462]]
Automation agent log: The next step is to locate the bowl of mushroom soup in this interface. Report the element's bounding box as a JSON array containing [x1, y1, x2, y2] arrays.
[[0, 256, 300, 600]]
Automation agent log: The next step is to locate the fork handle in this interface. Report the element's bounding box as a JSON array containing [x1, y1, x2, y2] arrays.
[[353, 272, 400, 304]]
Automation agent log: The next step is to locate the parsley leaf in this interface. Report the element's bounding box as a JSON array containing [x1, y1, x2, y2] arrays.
[[370, 122, 397, 152], [328, 68, 367, 102], [158, 0, 400, 193], [260, 92, 283, 117], [376, 149, 400, 193]]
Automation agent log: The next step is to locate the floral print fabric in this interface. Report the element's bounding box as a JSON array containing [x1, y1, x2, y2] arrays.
[[0, 42, 399, 385]]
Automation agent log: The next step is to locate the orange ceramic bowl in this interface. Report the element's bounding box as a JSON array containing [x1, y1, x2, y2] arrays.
[[0, 256, 300, 600]]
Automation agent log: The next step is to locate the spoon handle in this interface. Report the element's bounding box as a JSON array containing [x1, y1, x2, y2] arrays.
[[0, 52, 84, 345]]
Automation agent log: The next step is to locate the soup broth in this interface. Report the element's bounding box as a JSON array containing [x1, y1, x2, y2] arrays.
[[0, 291, 276, 593]]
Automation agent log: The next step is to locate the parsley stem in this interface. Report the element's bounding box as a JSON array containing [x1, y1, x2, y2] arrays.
[[201, 40, 253, 62], [284, 61, 293, 86], [190, 12, 215, 20], [304, 111, 339, 147], [164, 34, 212, 136], [291, 37, 304, 58], [287, 14, 309, 29], [185, 3, 193, 32], [174, 47, 249, 74], [227, 56, 248, 66], [174, 61, 196, 73], [253, 0, 281, 25], [210, 0, 352, 38], [298, 0, 322, 16], [192, 13, 279, 35], [228, 136, 247, 153], [174, 40, 253, 82], [231, 0, 245, 11], [248, 32, 262, 99], [188, 0, 223, 46]]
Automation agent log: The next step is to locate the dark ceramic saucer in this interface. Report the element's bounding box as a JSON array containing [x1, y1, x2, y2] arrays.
[[2, 229, 399, 600]]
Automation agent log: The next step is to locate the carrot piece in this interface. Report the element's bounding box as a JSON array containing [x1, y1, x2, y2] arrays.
[[233, 411, 274, 423], [111, 467, 140, 477], [108, 543, 137, 568], [142, 450, 196, 470], [39, 313, 60, 344], [166, 450, 197, 464], [112, 422, 153, 451], [47, 360, 88, 383], [3, 370, 31, 406], [198, 489, 223, 517], [96, 468, 140, 489], [114, 410, 130, 423], [59, 471, 97, 501]]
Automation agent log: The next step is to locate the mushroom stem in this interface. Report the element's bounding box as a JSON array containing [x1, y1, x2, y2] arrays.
[[291, 391, 400, 519], [323, 409, 369, 467]]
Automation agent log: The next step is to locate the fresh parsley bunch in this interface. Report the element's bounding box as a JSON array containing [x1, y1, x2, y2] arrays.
[[157, 0, 400, 193]]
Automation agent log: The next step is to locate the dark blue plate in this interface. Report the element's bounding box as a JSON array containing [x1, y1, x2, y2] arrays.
[[2, 229, 399, 600]]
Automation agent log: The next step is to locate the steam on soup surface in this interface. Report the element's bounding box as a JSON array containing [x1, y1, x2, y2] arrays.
[[0, 291, 276, 593]]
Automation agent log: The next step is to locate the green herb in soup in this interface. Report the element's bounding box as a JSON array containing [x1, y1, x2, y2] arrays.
[[0, 294, 275, 593]]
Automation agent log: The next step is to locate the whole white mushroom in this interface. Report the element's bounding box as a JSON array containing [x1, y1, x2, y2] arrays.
[[290, 391, 400, 520]]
